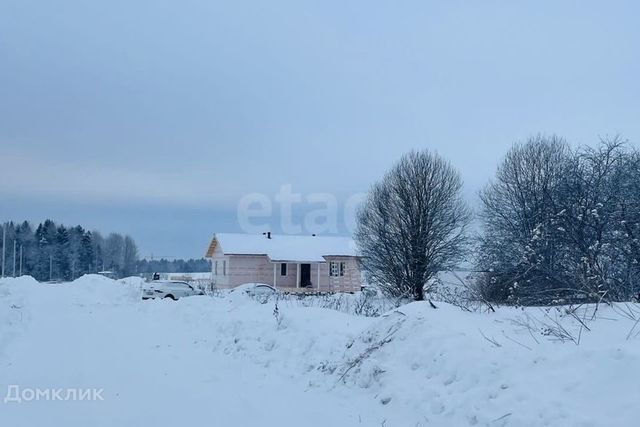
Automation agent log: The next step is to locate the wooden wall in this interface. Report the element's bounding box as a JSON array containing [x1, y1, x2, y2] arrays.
[[210, 250, 362, 292]]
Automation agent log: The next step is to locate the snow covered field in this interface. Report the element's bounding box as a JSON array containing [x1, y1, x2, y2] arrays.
[[1, 275, 639, 426]]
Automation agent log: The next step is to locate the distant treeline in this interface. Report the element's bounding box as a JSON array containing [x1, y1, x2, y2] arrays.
[[0, 220, 138, 281], [0, 220, 210, 281], [136, 258, 211, 274]]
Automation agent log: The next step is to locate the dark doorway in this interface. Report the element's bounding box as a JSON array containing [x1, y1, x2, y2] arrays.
[[300, 263, 311, 287]]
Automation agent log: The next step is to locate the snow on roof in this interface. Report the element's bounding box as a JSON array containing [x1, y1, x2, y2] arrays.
[[208, 233, 358, 262]]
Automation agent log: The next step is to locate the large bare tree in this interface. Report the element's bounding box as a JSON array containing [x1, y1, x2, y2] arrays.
[[476, 135, 573, 303], [477, 135, 640, 305], [355, 150, 471, 301]]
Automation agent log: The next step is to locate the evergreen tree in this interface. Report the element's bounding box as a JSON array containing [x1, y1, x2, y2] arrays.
[[68, 225, 85, 279], [34, 220, 57, 281], [2, 219, 153, 280], [55, 225, 71, 281], [78, 231, 95, 275]]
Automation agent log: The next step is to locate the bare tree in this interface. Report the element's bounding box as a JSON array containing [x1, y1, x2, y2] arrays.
[[559, 137, 640, 301], [476, 135, 573, 304], [122, 235, 139, 277], [355, 150, 471, 301], [103, 233, 125, 276], [477, 135, 640, 305]]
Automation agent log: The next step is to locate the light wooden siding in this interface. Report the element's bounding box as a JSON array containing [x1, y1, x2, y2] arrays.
[[209, 244, 230, 287], [273, 263, 299, 288], [275, 262, 326, 290], [313, 262, 328, 290], [212, 253, 362, 293], [226, 259, 318, 289], [225, 255, 271, 288], [323, 256, 362, 292]]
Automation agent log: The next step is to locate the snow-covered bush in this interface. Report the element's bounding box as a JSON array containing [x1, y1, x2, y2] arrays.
[[245, 290, 402, 317], [477, 136, 640, 305]]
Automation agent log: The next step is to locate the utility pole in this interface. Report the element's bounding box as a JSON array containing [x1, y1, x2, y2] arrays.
[[19, 245, 23, 276], [13, 240, 16, 277], [1, 223, 5, 278]]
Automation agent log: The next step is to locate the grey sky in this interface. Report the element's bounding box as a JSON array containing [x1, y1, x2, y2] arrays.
[[1, 0, 639, 258]]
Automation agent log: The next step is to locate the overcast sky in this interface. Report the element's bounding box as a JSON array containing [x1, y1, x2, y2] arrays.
[[1, 0, 639, 258]]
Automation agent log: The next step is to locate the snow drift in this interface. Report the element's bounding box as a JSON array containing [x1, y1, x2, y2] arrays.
[[1, 275, 639, 426]]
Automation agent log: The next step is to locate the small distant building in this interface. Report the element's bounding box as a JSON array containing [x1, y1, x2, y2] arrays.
[[204, 233, 363, 293]]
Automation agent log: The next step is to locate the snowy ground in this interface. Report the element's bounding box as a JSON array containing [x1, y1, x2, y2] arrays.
[[1, 275, 639, 426]]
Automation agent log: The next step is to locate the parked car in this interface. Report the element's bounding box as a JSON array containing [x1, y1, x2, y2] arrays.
[[142, 280, 204, 300]]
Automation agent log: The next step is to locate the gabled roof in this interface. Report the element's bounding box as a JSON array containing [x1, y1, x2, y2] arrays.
[[205, 233, 358, 262]]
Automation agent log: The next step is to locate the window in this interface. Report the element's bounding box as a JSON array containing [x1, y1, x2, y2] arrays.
[[330, 261, 337, 277], [214, 261, 218, 275], [223, 260, 227, 276], [329, 261, 346, 277], [280, 263, 287, 276]]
